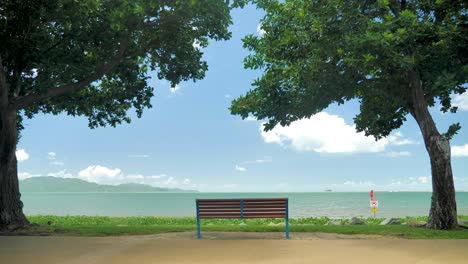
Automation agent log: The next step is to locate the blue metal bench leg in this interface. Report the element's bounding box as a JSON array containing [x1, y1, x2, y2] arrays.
[[285, 200, 289, 239], [196, 201, 201, 239], [197, 217, 201, 239]]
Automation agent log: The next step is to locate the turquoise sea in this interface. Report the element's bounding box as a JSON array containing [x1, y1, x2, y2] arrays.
[[22, 192, 468, 218]]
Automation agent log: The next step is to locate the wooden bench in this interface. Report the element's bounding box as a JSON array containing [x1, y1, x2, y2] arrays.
[[195, 198, 289, 239]]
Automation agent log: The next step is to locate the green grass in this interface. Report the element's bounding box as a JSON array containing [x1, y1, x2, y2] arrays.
[[24, 215, 468, 238]]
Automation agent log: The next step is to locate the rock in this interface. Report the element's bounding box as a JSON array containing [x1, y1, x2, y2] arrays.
[[349, 217, 365, 225], [47, 220, 54, 226], [380, 218, 401, 225], [327, 219, 343, 226], [407, 220, 427, 227]]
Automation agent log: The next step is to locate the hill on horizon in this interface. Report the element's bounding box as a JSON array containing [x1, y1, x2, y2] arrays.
[[19, 176, 197, 193]]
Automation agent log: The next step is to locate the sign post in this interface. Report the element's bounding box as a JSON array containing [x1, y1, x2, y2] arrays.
[[370, 189, 378, 218]]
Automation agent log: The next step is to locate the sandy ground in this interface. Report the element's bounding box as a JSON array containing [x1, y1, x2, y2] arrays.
[[1, 232, 467, 264]]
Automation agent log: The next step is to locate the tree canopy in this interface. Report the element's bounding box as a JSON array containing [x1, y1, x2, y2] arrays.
[[230, 0, 467, 229], [0, 0, 234, 229], [1, 0, 232, 128], [231, 0, 467, 139]]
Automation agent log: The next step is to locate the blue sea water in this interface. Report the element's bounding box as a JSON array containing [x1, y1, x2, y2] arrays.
[[21, 192, 468, 218]]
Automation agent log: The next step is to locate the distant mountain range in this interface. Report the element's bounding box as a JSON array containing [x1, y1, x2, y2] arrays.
[[19, 176, 197, 193]]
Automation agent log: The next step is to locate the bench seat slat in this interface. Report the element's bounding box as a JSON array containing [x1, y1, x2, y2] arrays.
[[243, 201, 286, 204], [200, 215, 241, 219], [198, 202, 241, 205], [200, 210, 286, 214], [243, 209, 286, 212], [200, 213, 241, 218], [199, 203, 286, 208], [200, 214, 286, 218], [243, 214, 286, 218], [199, 206, 286, 212], [198, 209, 241, 213], [244, 204, 286, 208], [198, 205, 242, 209], [243, 211, 286, 214]]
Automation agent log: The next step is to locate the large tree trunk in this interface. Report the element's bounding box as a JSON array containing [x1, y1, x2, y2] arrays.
[[409, 69, 458, 230], [0, 108, 29, 230]]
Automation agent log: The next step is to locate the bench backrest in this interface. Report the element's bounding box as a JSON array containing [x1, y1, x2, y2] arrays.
[[196, 198, 288, 219]]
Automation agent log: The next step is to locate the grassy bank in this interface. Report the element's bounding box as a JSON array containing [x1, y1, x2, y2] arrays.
[[21, 215, 468, 239]]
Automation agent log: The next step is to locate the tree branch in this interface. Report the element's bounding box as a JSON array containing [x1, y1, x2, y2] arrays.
[[13, 70, 22, 97], [11, 37, 131, 110], [389, 0, 400, 17]]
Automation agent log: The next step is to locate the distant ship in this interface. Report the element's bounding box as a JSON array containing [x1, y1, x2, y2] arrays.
[[324, 189, 333, 192]]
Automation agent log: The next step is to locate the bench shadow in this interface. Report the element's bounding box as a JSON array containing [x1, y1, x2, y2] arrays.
[[198, 232, 288, 240], [151, 231, 289, 240]]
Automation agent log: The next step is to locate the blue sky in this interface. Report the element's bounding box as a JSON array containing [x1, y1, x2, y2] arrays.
[[16, 6, 468, 192]]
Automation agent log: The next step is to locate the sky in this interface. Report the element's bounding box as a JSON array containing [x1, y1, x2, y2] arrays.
[[16, 5, 468, 192]]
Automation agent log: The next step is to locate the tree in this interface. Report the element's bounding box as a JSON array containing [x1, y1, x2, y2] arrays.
[[231, 0, 467, 229], [0, 0, 233, 229]]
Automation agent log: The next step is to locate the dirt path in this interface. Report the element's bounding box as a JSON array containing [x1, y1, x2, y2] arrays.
[[1, 232, 467, 264]]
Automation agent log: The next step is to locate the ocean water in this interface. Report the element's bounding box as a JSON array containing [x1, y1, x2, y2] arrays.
[[21, 192, 468, 218]]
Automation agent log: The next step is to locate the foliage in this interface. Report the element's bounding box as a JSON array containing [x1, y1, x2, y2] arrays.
[[25, 215, 468, 238], [0, 0, 233, 128], [230, 0, 467, 139]]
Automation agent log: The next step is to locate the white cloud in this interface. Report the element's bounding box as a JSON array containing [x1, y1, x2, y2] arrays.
[[170, 84, 180, 93], [243, 156, 273, 164], [384, 151, 411, 158], [260, 112, 390, 153], [18, 172, 41, 180], [18, 165, 188, 188], [453, 92, 468, 111], [128, 154, 151, 158], [244, 116, 258, 122], [387, 132, 418, 145], [47, 152, 65, 165], [77, 165, 123, 184], [387, 176, 431, 191], [163, 176, 176, 185], [31, 68, 38, 78], [193, 40, 202, 50], [235, 165, 247, 172], [127, 174, 166, 180], [148, 174, 167, 179], [257, 23, 265, 36], [47, 152, 57, 160], [16, 149, 29, 162], [259, 112, 417, 154], [126, 174, 144, 180], [76, 165, 175, 186], [418, 176, 429, 184], [47, 170, 73, 178], [224, 94, 231, 99], [452, 144, 468, 157], [343, 180, 374, 186]]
